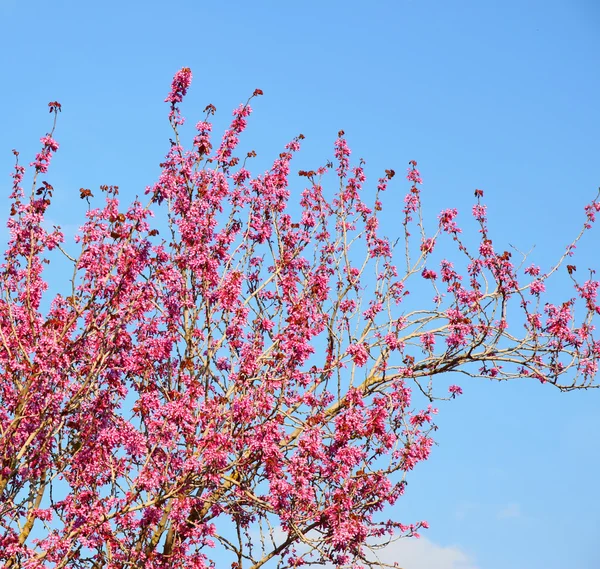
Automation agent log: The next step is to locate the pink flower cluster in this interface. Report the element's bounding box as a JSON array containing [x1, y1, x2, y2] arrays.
[[1, 67, 598, 569], [30, 134, 59, 173]]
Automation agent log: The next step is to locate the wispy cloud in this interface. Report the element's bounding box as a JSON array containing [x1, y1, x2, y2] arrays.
[[497, 502, 521, 519], [253, 526, 480, 569], [373, 536, 480, 569], [454, 501, 479, 521]]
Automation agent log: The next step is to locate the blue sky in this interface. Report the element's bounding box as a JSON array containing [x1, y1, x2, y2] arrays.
[[1, 1, 599, 568]]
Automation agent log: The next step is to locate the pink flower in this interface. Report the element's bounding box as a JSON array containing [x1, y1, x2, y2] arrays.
[[363, 302, 382, 320], [420, 237, 436, 254], [479, 239, 494, 257], [524, 264, 541, 277], [472, 204, 487, 222], [6, 67, 600, 569], [347, 343, 369, 366], [584, 200, 600, 225], [579, 358, 598, 377], [384, 333, 403, 351], [527, 313, 542, 329], [448, 385, 463, 397], [334, 133, 351, 178], [40, 135, 59, 151], [438, 208, 461, 233], [339, 299, 357, 313], [406, 164, 422, 184], [404, 191, 420, 215], [165, 67, 193, 105], [529, 279, 546, 296], [420, 332, 435, 351], [30, 135, 60, 172]]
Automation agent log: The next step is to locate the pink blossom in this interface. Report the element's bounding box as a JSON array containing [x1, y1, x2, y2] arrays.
[[165, 67, 193, 105], [347, 343, 369, 366], [420, 332, 436, 351], [3, 68, 599, 569], [404, 191, 420, 215], [472, 204, 487, 222], [529, 279, 546, 296], [40, 134, 59, 151], [334, 133, 351, 178], [384, 333, 403, 351], [339, 299, 357, 312], [406, 164, 422, 184], [448, 385, 463, 397], [363, 301, 383, 320], [30, 135, 60, 172], [421, 237, 436, 254], [438, 208, 461, 233], [524, 264, 541, 277]]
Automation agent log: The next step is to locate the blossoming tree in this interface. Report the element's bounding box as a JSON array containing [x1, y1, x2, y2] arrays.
[[1, 68, 598, 569]]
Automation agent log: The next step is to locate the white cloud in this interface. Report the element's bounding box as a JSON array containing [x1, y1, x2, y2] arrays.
[[371, 536, 480, 569], [250, 525, 479, 569], [454, 501, 480, 521], [497, 502, 521, 519]]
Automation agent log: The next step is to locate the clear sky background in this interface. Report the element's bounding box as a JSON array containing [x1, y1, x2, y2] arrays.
[[1, 1, 599, 568]]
